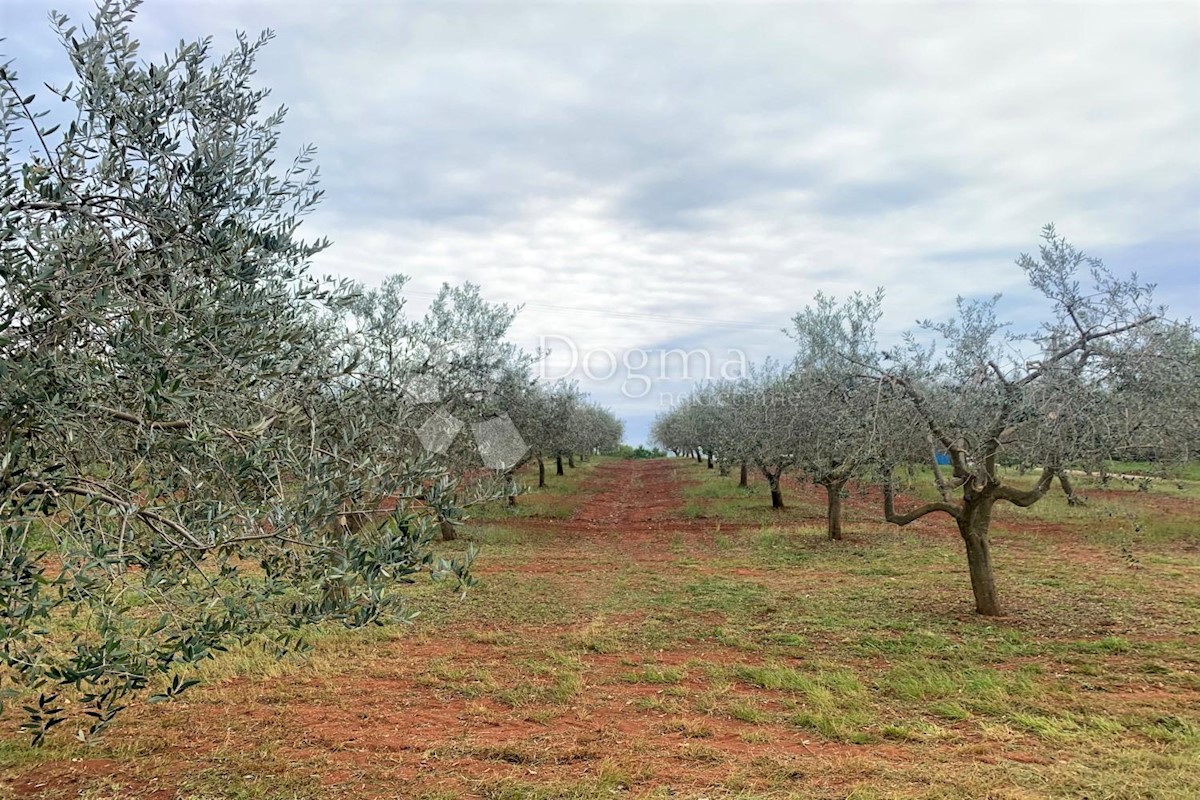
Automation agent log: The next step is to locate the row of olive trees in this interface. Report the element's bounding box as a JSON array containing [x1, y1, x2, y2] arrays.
[[0, 1, 622, 743], [653, 228, 1198, 616], [334, 277, 621, 533], [497, 374, 624, 496]]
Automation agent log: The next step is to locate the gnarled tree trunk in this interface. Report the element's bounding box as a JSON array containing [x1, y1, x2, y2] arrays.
[[707, 451, 714, 469], [882, 468, 1010, 617], [957, 495, 1000, 615], [766, 472, 784, 509], [739, 461, 748, 488], [1058, 470, 1085, 506], [568, 453, 575, 468], [822, 478, 847, 540], [537, 456, 546, 488], [556, 454, 564, 476]]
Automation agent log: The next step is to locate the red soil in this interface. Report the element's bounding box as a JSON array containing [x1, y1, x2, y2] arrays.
[[4, 459, 1196, 799]]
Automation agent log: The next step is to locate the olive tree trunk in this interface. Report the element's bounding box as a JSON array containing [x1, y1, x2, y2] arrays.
[[957, 496, 1000, 616], [1059, 470, 1085, 505], [537, 456, 546, 488], [882, 469, 1015, 617], [766, 473, 784, 509], [556, 454, 564, 476], [823, 478, 847, 540], [739, 461, 748, 488]]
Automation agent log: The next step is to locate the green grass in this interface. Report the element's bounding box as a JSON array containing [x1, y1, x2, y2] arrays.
[[619, 664, 688, 684], [1107, 459, 1200, 482], [4, 457, 1199, 800], [679, 467, 826, 522], [470, 456, 606, 521], [679, 457, 1200, 554]]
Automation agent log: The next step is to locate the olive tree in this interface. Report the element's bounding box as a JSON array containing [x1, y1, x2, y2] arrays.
[[846, 227, 1181, 615], [0, 2, 468, 743], [1070, 321, 1200, 477], [543, 381, 584, 477], [737, 366, 806, 510], [702, 382, 757, 487], [682, 385, 724, 470], [649, 400, 700, 460], [506, 380, 579, 486], [567, 402, 624, 457], [787, 292, 886, 539], [654, 365, 801, 509], [406, 282, 535, 536], [651, 386, 725, 468], [460, 356, 624, 508]]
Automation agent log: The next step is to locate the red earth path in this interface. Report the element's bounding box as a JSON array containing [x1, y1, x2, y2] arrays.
[[4, 459, 888, 800]]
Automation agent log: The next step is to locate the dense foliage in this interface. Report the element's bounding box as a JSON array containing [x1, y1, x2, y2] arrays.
[[0, 1, 621, 743]]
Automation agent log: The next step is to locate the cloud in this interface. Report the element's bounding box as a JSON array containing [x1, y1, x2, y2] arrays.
[[3, 0, 1197, 445]]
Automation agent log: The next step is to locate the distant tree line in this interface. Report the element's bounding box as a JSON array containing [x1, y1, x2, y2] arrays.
[[653, 228, 1199, 616]]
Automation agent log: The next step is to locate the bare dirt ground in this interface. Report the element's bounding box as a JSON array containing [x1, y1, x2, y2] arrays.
[[3, 458, 1198, 799]]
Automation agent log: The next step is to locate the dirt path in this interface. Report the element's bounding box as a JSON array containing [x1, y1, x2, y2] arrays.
[[5, 458, 1198, 800], [7, 460, 799, 800], [568, 458, 687, 529], [491, 459, 734, 569]]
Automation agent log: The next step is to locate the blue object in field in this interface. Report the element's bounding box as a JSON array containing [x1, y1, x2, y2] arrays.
[[935, 452, 951, 466]]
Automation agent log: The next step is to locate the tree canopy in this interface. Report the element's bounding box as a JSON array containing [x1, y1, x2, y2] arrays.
[[0, 1, 622, 742], [653, 226, 1197, 615]]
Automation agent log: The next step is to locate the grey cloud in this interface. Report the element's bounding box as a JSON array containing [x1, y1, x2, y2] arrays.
[[5, 0, 1198, 442], [617, 162, 821, 231], [814, 172, 964, 219]]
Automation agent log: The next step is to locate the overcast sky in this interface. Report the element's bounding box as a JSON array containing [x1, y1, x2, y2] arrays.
[[4, 0, 1198, 444]]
